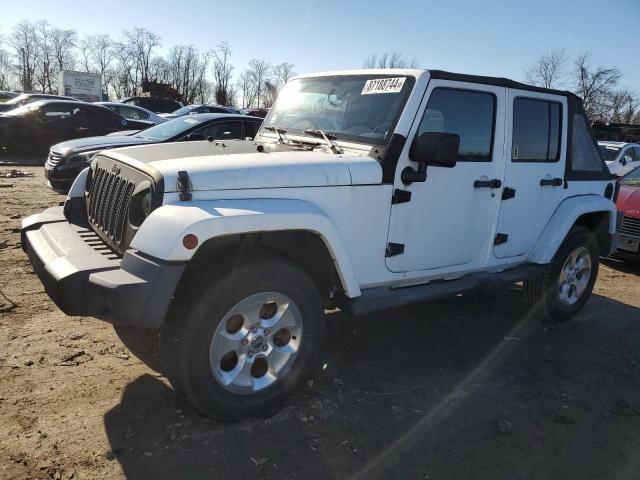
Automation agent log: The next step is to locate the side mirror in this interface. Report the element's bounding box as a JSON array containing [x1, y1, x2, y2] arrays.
[[185, 132, 205, 141], [410, 132, 459, 168], [621, 155, 632, 166]]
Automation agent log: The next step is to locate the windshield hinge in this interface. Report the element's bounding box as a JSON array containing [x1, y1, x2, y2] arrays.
[[385, 242, 405, 257], [391, 189, 412, 205], [177, 170, 192, 201]]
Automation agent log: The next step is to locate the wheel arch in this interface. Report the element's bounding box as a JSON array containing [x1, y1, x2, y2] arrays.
[[528, 195, 616, 264], [130, 199, 361, 299]]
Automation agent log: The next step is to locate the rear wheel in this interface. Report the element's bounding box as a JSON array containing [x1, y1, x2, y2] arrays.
[[524, 227, 599, 322], [161, 257, 324, 420]]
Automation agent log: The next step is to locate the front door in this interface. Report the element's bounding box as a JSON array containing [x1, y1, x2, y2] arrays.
[[493, 90, 567, 258], [386, 81, 506, 273]]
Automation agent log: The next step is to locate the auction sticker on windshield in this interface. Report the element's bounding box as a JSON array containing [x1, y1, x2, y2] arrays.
[[361, 77, 406, 95]]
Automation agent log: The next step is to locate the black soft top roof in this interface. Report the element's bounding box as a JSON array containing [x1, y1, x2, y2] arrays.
[[428, 70, 575, 98]]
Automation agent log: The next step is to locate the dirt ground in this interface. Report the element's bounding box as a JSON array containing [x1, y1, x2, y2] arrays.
[[1, 165, 640, 480]]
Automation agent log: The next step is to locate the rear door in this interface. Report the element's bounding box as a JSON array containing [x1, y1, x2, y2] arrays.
[[493, 90, 567, 258]]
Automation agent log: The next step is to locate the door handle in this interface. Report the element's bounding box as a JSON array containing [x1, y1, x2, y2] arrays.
[[540, 177, 563, 187], [474, 178, 502, 188]]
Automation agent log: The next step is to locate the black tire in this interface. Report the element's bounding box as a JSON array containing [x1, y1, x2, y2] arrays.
[[161, 257, 324, 420], [524, 226, 599, 322]]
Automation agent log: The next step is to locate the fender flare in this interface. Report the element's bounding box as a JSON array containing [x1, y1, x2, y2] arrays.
[[528, 195, 616, 264], [130, 198, 361, 297], [67, 167, 89, 198]]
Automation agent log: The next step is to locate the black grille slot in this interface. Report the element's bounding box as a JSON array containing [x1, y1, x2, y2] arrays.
[[87, 165, 135, 252], [619, 216, 640, 237], [46, 150, 63, 167]]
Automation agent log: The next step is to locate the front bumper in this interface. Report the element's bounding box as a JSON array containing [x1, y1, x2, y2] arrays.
[[21, 206, 185, 328], [45, 162, 87, 192]]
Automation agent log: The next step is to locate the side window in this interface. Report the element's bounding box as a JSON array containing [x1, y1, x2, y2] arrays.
[[41, 104, 74, 119], [416, 88, 496, 161], [512, 98, 562, 162], [244, 121, 261, 139], [204, 121, 243, 140], [119, 106, 148, 120]]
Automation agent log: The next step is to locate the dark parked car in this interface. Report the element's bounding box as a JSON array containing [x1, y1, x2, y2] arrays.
[[95, 102, 167, 124], [0, 91, 18, 102], [0, 100, 153, 155], [161, 104, 241, 119], [119, 96, 183, 114], [0, 93, 77, 112], [241, 108, 270, 118], [45, 113, 263, 192]]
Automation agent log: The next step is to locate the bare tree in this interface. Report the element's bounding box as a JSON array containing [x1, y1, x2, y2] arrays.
[[165, 44, 210, 104], [604, 88, 637, 124], [33, 21, 56, 92], [262, 80, 278, 108], [82, 34, 113, 93], [363, 52, 418, 69], [51, 27, 77, 72], [121, 27, 161, 93], [272, 62, 296, 89], [0, 46, 13, 90], [11, 20, 39, 91], [573, 53, 621, 120], [237, 71, 252, 108], [524, 48, 567, 89], [243, 58, 271, 108], [212, 41, 234, 105]]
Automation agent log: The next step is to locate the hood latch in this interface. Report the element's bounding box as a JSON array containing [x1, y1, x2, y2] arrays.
[[177, 170, 192, 201]]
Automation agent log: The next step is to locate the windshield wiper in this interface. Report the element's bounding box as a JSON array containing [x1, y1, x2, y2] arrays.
[[303, 129, 342, 154], [264, 125, 323, 150], [264, 125, 288, 144]]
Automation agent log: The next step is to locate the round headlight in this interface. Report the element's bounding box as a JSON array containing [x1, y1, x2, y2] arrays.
[[129, 183, 153, 227]]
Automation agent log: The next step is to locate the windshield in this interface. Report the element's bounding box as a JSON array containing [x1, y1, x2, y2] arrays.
[[135, 116, 202, 141], [170, 105, 196, 116], [4, 94, 28, 105], [598, 144, 622, 162], [262, 74, 414, 146], [620, 166, 640, 186], [3, 103, 39, 116]]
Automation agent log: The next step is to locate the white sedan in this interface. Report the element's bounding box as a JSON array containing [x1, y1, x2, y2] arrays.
[[598, 141, 640, 175], [95, 102, 167, 125]]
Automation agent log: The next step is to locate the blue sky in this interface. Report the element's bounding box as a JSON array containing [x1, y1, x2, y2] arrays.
[[1, 0, 638, 90]]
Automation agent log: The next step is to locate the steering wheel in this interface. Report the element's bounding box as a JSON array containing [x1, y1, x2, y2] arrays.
[[374, 123, 391, 134]]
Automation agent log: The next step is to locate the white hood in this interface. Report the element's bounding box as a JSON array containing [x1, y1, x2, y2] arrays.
[[105, 140, 382, 192]]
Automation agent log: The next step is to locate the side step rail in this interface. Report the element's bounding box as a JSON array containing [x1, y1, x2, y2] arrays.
[[346, 264, 545, 316]]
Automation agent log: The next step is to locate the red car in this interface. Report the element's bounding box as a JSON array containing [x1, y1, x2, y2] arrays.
[[615, 165, 640, 257]]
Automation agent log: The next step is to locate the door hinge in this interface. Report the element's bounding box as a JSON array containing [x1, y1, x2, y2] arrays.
[[385, 242, 405, 257], [501, 187, 516, 200], [391, 189, 412, 205], [494, 233, 509, 245]]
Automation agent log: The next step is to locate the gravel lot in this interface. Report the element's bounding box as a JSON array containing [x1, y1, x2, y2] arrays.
[[1, 166, 640, 480]]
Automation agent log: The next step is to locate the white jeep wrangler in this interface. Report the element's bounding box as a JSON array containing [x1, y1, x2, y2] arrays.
[[22, 69, 618, 419]]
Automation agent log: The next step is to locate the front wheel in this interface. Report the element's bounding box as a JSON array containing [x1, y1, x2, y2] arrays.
[[524, 227, 599, 322], [162, 257, 324, 420]]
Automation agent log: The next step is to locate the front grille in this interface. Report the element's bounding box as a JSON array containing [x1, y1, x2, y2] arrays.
[[46, 150, 63, 167], [86, 155, 161, 254], [87, 166, 135, 248], [619, 216, 640, 237]]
